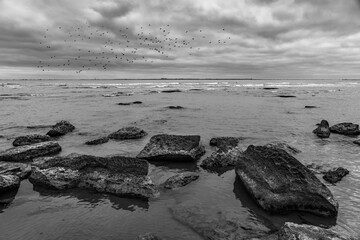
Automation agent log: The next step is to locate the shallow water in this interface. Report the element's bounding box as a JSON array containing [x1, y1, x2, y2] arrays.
[[0, 79, 360, 239]]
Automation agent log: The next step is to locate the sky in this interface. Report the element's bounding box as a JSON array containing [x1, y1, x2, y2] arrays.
[[1, 0, 360, 79]]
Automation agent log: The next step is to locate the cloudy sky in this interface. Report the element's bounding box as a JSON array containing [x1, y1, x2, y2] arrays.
[[1, 0, 360, 79]]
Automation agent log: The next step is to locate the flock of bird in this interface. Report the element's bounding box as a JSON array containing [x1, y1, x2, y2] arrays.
[[37, 22, 232, 73]]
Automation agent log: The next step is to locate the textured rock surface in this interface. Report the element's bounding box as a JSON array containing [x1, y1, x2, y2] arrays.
[[0, 141, 62, 162], [137, 134, 205, 161], [0, 174, 20, 193], [235, 145, 338, 217], [264, 142, 301, 155], [329, 122, 360, 136], [29, 153, 158, 199], [313, 120, 331, 138], [12, 134, 51, 146], [0, 162, 31, 179], [163, 172, 199, 189], [137, 233, 163, 240], [85, 136, 109, 145], [46, 120, 75, 137], [209, 137, 240, 148], [201, 147, 243, 169], [323, 167, 349, 184], [278, 222, 352, 240], [108, 126, 147, 140]]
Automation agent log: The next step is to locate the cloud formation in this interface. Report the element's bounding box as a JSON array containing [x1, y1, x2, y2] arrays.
[[0, 0, 360, 79]]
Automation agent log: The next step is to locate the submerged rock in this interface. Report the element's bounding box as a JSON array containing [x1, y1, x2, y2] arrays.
[[209, 137, 240, 149], [201, 147, 243, 169], [167, 106, 184, 109], [163, 172, 199, 189], [323, 167, 350, 184], [137, 134, 205, 162], [313, 120, 331, 138], [330, 122, 360, 136], [13, 134, 51, 146], [29, 153, 158, 199], [278, 222, 352, 240], [0, 141, 62, 162], [276, 95, 296, 98], [137, 233, 163, 240], [108, 126, 147, 140], [235, 145, 338, 217], [161, 89, 181, 93], [85, 136, 109, 145], [354, 139, 360, 146], [46, 120, 75, 137], [0, 162, 31, 179], [117, 101, 142, 106], [305, 106, 318, 108], [264, 141, 301, 155], [0, 174, 20, 193]]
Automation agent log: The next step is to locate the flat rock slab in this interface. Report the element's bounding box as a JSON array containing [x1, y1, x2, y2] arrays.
[[235, 145, 338, 217], [330, 122, 360, 136], [313, 120, 331, 138], [13, 134, 51, 146], [163, 172, 199, 189], [108, 126, 147, 140], [323, 167, 349, 184], [29, 153, 158, 199], [278, 222, 352, 240], [137, 134, 205, 162], [46, 120, 75, 137], [0, 162, 31, 179], [85, 136, 109, 145], [0, 174, 20, 193], [0, 141, 62, 162]]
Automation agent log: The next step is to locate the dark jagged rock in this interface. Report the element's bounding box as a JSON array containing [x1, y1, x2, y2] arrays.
[[329, 122, 360, 136], [85, 136, 109, 145], [276, 95, 296, 98], [108, 126, 147, 140], [29, 153, 158, 199], [305, 106, 317, 108], [137, 134, 205, 162], [13, 134, 51, 146], [323, 167, 349, 184], [167, 106, 184, 109], [235, 145, 338, 217], [137, 233, 163, 240], [46, 120, 75, 137], [278, 222, 352, 240], [163, 172, 199, 189], [0, 162, 31, 179], [161, 89, 181, 93], [0, 174, 20, 193], [117, 101, 142, 106], [171, 205, 271, 240], [0, 142, 62, 162], [354, 139, 360, 146], [209, 137, 240, 149], [313, 120, 331, 138], [264, 141, 301, 155]]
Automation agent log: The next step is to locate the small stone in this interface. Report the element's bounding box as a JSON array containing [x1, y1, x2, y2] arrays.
[[305, 106, 317, 108], [85, 137, 109, 145], [277, 95, 296, 98], [46, 120, 75, 137], [108, 127, 147, 140], [161, 89, 181, 93], [323, 167, 349, 184], [313, 120, 330, 138], [167, 106, 184, 109], [137, 233, 163, 240]]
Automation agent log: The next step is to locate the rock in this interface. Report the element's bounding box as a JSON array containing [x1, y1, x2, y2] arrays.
[[323, 167, 349, 184], [313, 120, 331, 138], [163, 172, 199, 189], [117, 101, 142, 106], [46, 120, 75, 137], [276, 95, 296, 98], [108, 127, 147, 140], [278, 222, 352, 240], [137, 134, 205, 162], [305, 106, 317, 108], [85, 137, 109, 145], [329, 122, 360, 136], [354, 139, 360, 146], [263, 87, 278, 90], [171, 205, 271, 240], [161, 89, 181, 93], [209, 137, 240, 149], [0, 142, 62, 162], [0, 174, 20, 193], [13, 134, 51, 146], [235, 145, 338, 217], [167, 106, 184, 109], [0, 162, 31, 179], [201, 147, 243, 169], [137, 233, 163, 240], [264, 142, 301, 155], [29, 153, 158, 199]]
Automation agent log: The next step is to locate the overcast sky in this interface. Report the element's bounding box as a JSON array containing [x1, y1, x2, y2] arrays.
[[1, 0, 360, 79]]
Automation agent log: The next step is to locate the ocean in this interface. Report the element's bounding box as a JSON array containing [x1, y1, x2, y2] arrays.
[[0, 79, 359, 239]]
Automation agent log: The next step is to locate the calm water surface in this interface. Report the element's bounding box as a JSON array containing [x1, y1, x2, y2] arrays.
[[0, 79, 359, 239]]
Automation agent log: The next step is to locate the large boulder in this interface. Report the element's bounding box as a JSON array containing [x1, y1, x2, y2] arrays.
[[0, 141, 62, 162], [163, 172, 199, 189], [29, 153, 158, 199], [108, 126, 147, 140], [329, 122, 360, 136], [137, 134, 205, 161], [0, 174, 20, 193], [0, 162, 31, 179], [235, 145, 338, 217], [12, 134, 51, 146], [46, 120, 75, 137], [278, 222, 352, 240], [313, 120, 331, 138]]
